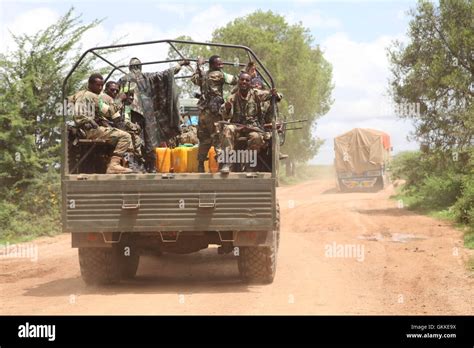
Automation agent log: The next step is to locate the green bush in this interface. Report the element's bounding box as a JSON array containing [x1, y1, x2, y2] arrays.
[[0, 209, 60, 242], [415, 172, 463, 210], [0, 201, 18, 229], [16, 170, 61, 215], [453, 175, 474, 228], [0, 170, 61, 242], [391, 151, 465, 210], [390, 151, 425, 187]]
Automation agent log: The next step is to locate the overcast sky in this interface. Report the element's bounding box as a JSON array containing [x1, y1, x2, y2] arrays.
[[0, 0, 421, 164]]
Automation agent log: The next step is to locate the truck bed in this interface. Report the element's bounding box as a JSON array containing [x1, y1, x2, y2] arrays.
[[62, 173, 276, 233]]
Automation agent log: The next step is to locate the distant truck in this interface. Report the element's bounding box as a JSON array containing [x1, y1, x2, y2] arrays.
[[334, 128, 391, 192]]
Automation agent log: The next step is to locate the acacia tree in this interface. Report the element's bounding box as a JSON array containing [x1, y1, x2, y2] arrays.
[[213, 12, 334, 175], [167, 35, 212, 97], [0, 8, 102, 187], [388, 0, 473, 167], [168, 11, 334, 175]]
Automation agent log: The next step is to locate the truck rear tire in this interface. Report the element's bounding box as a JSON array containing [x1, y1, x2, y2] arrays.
[[120, 248, 140, 279], [79, 247, 121, 285], [238, 203, 280, 284]]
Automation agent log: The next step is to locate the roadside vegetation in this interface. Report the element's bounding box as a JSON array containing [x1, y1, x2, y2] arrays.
[[390, 151, 474, 249], [388, 0, 473, 250], [0, 10, 99, 243]]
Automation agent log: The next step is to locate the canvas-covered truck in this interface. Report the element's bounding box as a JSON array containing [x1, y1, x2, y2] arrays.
[[61, 39, 283, 285], [334, 128, 391, 192]]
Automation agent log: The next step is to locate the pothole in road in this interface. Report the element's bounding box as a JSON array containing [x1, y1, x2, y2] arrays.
[[357, 232, 427, 243]]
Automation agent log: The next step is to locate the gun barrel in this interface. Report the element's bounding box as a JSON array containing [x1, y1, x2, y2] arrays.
[[283, 119, 308, 124], [263, 119, 307, 128], [217, 120, 265, 133]]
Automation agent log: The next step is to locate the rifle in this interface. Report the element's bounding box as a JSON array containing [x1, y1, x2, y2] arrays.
[[263, 119, 308, 132], [116, 81, 142, 154], [122, 80, 134, 122], [216, 120, 265, 134]]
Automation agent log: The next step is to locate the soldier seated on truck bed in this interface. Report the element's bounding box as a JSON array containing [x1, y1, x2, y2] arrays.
[[218, 72, 281, 174], [69, 73, 134, 174], [102, 81, 146, 173]]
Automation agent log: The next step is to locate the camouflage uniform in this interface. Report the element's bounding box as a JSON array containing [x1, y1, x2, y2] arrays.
[[119, 61, 183, 171], [219, 88, 275, 153], [178, 125, 198, 145], [191, 68, 237, 170], [260, 90, 283, 124], [69, 90, 132, 157], [99, 92, 144, 159]]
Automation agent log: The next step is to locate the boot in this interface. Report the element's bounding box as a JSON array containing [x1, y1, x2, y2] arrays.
[[220, 163, 230, 174], [106, 156, 133, 174], [128, 154, 146, 173]]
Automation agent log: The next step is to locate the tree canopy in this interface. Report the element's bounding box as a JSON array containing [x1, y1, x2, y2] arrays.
[[388, 0, 473, 231], [0, 8, 101, 187], [388, 0, 473, 159], [169, 11, 334, 171]]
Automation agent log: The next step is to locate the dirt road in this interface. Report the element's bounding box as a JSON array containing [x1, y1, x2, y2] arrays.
[[1, 179, 473, 315]]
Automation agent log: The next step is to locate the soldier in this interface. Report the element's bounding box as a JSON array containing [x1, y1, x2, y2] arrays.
[[245, 61, 260, 85], [231, 61, 261, 93], [102, 81, 145, 173], [219, 72, 280, 174], [191, 55, 238, 172], [251, 76, 264, 90], [99, 81, 122, 125], [69, 73, 133, 174], [250, 75, 287, 160], [233, 60, 282, 123], [178, 116, 199, 145], [119, 57, 190, 173], [104, 81, 120, 99]]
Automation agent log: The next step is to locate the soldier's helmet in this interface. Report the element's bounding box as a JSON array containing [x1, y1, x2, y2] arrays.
[[129, 57, 142, 73]]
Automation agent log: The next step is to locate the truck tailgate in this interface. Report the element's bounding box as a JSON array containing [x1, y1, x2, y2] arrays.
[[63, 173, 275, 233]]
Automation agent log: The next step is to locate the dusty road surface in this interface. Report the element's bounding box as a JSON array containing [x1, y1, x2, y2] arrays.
[[1, 179, 473, 315]]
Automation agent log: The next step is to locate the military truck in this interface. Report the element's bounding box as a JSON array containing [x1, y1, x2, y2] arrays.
[[334, 128, 391, 192], [61, 39, 282, 285]]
